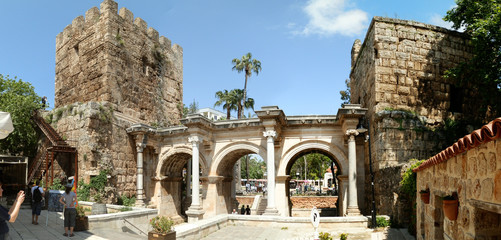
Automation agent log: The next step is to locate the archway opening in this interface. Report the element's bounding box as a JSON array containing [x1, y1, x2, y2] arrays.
[[286, 149, 341, 217], [214, 149, 265, 215], [157, 151, 207, 223]]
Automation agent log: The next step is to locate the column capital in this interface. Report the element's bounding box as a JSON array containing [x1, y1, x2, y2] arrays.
[[263, 130, 277, 138], [345, 129, 359, 137], [136, 142, 146, 153], [188, 135, 200, 143]]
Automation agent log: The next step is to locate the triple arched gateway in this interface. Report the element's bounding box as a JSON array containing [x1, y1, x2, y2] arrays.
[[127, 105, 368, 222]]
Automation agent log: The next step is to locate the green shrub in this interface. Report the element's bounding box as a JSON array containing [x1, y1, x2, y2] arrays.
[[118, 195, 136, 206], [376, 216, 390, 228], [340, 233, 348, 240], [319, 232, 333, 240], [149, 216, 174, 234], [49, 178, 65, 190]]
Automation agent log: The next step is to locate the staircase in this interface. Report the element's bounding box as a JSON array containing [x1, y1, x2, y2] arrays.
[[27, 139, 50, 184], [256, 196, 267, 215], [27, 111, 76, 185]]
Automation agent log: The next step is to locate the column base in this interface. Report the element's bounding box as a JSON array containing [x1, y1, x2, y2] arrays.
[[186, 205, 205, 223], [262, 208, 280, 216], [135, 198, 145, 207], [346, 206, 361, 216]]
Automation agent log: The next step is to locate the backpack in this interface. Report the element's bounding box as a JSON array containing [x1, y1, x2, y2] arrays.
[[33, 186, 42, 203]]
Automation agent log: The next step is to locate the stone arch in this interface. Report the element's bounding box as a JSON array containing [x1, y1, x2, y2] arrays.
[[276, 140, 347, 217], [156, 145, 208, 178], [210, 141, 266, 176], [278, 140, 347, 176]]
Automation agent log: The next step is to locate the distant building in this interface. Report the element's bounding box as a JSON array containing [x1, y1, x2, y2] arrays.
[[196, 108, 231, 121]]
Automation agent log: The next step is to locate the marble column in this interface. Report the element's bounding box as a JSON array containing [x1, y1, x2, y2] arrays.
[[263, 130, 279, 215], [186, 156, 191, 198], [186, 136, 204, 222], [346, 130, 361, 216], [135, 135, 147, 206]]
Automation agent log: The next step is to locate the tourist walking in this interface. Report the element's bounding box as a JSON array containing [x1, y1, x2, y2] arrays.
[[0, 181, 25, 240], [59, 184, 77, 237], [31, 180, 45, 225]]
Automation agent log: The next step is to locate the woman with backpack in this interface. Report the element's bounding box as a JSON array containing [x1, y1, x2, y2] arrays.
[[31, 180, 44, 225], [0, 181, 25, 240]]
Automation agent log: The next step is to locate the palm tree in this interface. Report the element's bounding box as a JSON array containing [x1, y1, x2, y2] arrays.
[[231, 89, 254, 119], [232, 52, 261, 118], [214, 90, 237, 119]]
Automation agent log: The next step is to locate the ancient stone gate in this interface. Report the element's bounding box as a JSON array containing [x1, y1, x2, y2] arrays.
[[127, 105, 368, 222]]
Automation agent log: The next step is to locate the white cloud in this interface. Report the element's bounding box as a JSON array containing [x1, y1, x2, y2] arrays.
[[295, 0, 368, 37]]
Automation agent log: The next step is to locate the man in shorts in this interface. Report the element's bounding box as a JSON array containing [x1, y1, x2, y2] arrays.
[[31, 180, 44, 225]]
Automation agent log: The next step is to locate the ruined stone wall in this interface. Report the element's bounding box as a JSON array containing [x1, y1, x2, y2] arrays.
[[55, 0, 183, 126], [350, 17, 476, 222], [351, 17, 473, 121], [290, 196, 337, 209], [44, 102, 138, 200], [416, 138, 501, 239]]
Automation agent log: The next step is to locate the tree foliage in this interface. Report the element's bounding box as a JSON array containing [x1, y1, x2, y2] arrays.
[[0, 74, 42, 157], [232, 52, 261, 118], [290, 153, 332, 180], [240, 155, 265, 179], [339, 79, 351, 105], [444, 1, 501, 120], [214, 89, 254, 120]]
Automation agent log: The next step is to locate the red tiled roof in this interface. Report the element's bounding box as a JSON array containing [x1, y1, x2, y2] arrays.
[[414, 117, 501, 172]]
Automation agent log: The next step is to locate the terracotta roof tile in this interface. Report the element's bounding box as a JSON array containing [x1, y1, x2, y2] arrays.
[[414, 117, 501, 172]]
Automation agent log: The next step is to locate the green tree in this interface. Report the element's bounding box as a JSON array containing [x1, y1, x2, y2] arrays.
[[232, 53, 261, 118], [214, 89, 237, 119], [339, 79, 351, 105], [230, 89, 255, 119], [444, 1, 501, 120], [291, 153, 331, 180], [188, 99, 198, 115], [240, 155, 266, 179], [0, 74, 42, 157]]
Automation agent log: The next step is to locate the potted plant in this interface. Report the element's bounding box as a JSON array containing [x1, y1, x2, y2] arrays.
[[442, 195, 458, 221], [149, 216, 175, 240], [420, 189, 430, 204], [74, 205, 89, 231]]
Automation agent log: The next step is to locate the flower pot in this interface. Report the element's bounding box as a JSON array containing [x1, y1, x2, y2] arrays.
[[148, 231, 176, 240], [443, 199, 458, 221], [74, 216, 89, 231], [420, 192, 430, 204]]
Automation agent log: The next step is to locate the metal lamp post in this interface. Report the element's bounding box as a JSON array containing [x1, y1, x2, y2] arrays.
[[357, 119, 377, 228]]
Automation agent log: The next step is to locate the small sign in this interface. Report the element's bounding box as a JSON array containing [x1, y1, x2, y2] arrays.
[[47, 190, 64, 212], [311, 207, 320, 228]]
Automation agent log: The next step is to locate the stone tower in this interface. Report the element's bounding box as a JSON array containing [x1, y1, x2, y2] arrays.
[[350, 17, 477, 224], [49, 0, 183, 201], [55, 0, 183, 126]]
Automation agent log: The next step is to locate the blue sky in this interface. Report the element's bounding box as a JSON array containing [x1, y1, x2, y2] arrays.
[[0, 0, 456, 117]]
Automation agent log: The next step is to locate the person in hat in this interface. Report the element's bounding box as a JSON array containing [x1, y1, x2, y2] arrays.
[[59, 183, 77, 237]]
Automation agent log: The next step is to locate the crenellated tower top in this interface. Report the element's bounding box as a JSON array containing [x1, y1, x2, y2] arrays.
[[55, 0, 183, 126]]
